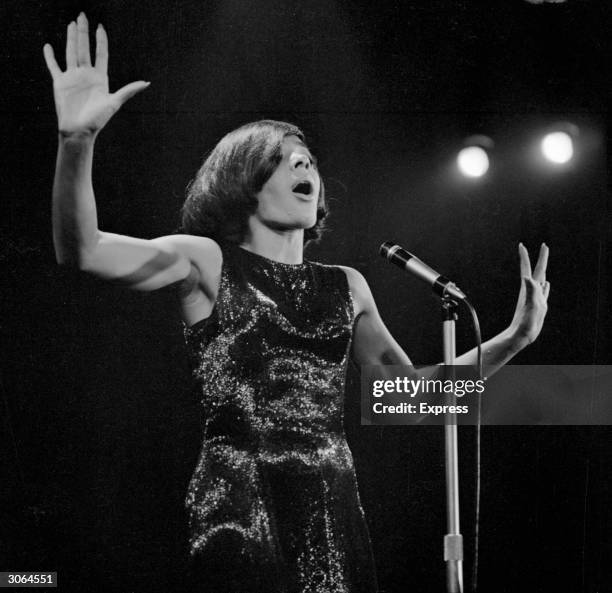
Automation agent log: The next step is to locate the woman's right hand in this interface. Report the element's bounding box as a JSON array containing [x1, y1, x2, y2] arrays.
[[43, 13, 149, 137]]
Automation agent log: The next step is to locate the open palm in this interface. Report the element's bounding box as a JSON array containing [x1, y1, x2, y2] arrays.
[[43, 13, 149, 135]]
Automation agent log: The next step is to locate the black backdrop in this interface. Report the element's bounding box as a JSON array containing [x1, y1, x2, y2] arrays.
[[1, 1, 610, 592]]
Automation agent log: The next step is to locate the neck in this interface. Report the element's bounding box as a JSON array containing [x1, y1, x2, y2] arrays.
[[240, 222, 305, 265]]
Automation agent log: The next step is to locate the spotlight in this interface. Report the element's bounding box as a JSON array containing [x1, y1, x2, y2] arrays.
[[457, 147, 489, 177], [457, 135, 494, 178], [541, 132, 573, 164], [540, 122, 579, 165]]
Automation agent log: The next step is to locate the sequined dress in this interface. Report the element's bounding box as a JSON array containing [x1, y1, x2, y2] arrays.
[[183, 242, 378, 593]]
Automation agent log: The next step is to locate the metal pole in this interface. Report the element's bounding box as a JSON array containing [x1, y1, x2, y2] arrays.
[[442, 298, 463, 593]]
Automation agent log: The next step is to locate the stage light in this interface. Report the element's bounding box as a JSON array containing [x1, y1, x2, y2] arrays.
[[456, 135, 493, 179], [541, 131, 574, 164], [457, 146, 489, 177], [538, 123, 579, 168], [457, 146, 489, 178]]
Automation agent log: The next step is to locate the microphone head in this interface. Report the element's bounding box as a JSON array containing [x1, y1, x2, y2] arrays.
[[379, 241, 397, 259]]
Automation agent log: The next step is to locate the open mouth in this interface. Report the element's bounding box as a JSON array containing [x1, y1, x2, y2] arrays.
[[292, 180, 313, 197]]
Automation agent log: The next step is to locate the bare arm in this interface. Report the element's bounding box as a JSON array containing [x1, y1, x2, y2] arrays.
[[51, 130, 194, 287], [341, 265, 414, 368], [44, 14, 218, 297], [342, 243, 550, 377], [51, 130, 215, 292]]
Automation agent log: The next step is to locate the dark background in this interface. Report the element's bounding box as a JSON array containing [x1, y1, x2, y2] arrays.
[[1, 1, 610, 592]]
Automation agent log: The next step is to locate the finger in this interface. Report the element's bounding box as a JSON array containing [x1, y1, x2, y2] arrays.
[[518, 242, 532, 278], [533, 242, 549, 283], [43, 44, 62, 79], [94, 24, 108, 73], [524, 276, 536, 301], [543, 281, 550, 300], [112, 81, 151, 106], [66, 21, 77, 69], [76, 12, 91, 66]]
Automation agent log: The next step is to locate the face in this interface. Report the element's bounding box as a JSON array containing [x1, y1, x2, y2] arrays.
[[252, 135, 321, 232]]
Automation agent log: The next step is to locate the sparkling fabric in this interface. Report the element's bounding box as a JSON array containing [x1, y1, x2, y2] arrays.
[[183, 242, 378, 593]]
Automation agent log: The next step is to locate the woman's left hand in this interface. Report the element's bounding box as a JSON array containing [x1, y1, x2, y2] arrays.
[[508, 242, 550, 350]]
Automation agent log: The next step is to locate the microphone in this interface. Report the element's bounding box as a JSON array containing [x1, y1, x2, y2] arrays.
[[379, 241, 467, 301]]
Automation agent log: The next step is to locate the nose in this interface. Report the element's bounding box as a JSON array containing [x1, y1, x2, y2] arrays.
[[291, 155, 311, 171]]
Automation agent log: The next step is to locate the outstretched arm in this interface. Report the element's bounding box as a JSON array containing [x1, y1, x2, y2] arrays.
[[45, 14, 149, 268], [344, 243, 550, 377], [43, 14, 219, 295]]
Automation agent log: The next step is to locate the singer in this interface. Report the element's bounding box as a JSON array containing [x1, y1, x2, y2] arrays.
[[43, 14, 549, 593]]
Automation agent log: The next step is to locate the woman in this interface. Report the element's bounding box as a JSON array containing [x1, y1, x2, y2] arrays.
[[43, 13, 549, 593]]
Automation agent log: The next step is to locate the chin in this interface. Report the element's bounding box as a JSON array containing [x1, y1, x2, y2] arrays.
[[303, 216, 318, 229], [286, 213, 317, 230], [304, 208, 319, 228]]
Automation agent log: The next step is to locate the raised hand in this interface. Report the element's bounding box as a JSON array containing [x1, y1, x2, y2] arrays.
[[43, 13, 149, 136], [508, 242, 550, 348]]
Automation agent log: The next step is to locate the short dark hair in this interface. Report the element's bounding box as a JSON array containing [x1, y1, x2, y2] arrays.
[[180, 120, 327, 245]]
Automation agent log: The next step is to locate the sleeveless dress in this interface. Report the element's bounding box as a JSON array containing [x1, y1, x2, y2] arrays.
[[183, 242, 378, 593]]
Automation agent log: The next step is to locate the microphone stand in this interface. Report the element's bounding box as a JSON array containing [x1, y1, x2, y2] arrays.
[[377, 242, 478, 591], [442, 297, 463, 593]]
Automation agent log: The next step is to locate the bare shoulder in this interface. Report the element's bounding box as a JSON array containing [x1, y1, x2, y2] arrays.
[[152, 234, 222, 278], [336, 265, 374, 317], [336, 265, 366, 289], [152, 234, 222, 307], [152, 234, 221, 262]]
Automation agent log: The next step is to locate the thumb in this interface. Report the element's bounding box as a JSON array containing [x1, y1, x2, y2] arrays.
[[112, 81, 151, 106]]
